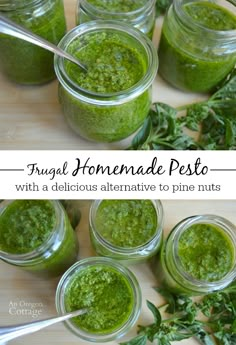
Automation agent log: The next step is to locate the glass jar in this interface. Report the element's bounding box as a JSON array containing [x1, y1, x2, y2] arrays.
[[76, 0, 156, 39], [54, 21, 158, 143], [159, 215, 236, 295], [89, 200, 163, 264], [158, 0, 236, 92], [0, 0, 66, 84], [55, 257, 141, 342], [0, 200, 79, 277]]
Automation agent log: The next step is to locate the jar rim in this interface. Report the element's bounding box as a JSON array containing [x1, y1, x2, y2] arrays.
[[89, 199, 164, 254], [79, 0, 156, 18], [54, 20, 158, 106], [55, 257, 142, 342], [0, 200, 63, 264], [169, 214, 236, 291], [173, 0, 236, 39], [0, 0, 44, 11]]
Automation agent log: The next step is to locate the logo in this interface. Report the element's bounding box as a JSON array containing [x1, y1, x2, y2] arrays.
[[9, 300, 44, 318]]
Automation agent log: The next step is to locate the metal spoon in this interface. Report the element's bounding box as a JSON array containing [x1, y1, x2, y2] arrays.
[[0, 14, 88, 72], [0, 308, 87, 343]]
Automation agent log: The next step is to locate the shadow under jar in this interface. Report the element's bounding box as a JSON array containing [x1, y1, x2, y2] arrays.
[[159, 215, 236, 295], [89, 199, 163, 264], [0, 200, 79, 277], [76, 0, 156, 39], [55, 257, 141, 342], [0, 0, 66, 84], [54, 21, 158, 143], [158, 0, 236, 93]]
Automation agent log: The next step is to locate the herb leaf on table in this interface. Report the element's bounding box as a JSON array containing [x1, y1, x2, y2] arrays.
[[120, 282, 236, 345], [128, 73, 236, 150]]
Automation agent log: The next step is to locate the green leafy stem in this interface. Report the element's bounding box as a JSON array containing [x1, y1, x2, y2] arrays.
[[120, 282, 236, 345], [128, 71, 236, 150]]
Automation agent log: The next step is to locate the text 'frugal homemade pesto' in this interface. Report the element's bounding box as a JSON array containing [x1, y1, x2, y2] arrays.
[[56, 258, 141, 342], [89, 200, 163, 263], [77, 0, 156, 39], [0, 0, 66, 84], [0, 200, 79, 277], [54, 21, 158, 143], [159, 215, 236, 294], [158, 0, 236, 92]]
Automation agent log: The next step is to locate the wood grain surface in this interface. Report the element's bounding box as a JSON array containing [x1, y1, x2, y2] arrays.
[[0, 0, 206, 150], [1, 200, 236, 345]]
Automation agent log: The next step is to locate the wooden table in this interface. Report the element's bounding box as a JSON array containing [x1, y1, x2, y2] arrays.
[[1, 200, 236, 345], [0, 0, 206, 150]]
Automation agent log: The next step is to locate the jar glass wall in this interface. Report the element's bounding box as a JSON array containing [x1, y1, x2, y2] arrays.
[[76, 0, 156, 39], [158, 0, 236, 92], [55, 257, 141, 342], [159, 215, 236, 295], [0, 0, 66, 84], [89, 200, 163, 264], [0, 200, 79, 277], [54, 21, 158, 143]]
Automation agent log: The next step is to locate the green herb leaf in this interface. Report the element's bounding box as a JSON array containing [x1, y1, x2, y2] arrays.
[[120, 335, 148, 345], [147, 300, 162, 326]]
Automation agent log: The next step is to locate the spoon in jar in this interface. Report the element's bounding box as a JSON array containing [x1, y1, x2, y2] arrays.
[[0, 14, 88, 73], [0, 308, 87, 343]]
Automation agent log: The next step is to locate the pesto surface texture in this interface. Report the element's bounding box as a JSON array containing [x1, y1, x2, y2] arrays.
[[87, 0, 146, 12], [178, 223, 234, 281], [65, 265, 133, 333], [66, 32, 145, 93], [158, 1, 236, 92], [95, 200, 157, 248], [0, 200, 56, 254]]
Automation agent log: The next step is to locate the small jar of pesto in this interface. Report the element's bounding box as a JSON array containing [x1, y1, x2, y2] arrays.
[[54, 21, 158, 143], [159, 215, 236, 295], [0, 0, 66, 84], [158, 0, 236, 92], [55, 257, 141, 342], [0, 200, 79, 277], [76, 0, 156, 39], [89, 200, 163, 263]]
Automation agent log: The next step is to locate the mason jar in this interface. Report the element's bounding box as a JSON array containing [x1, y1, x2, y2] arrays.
[[0, 0, 66, 84], [158, 0, 236, 92], [76, 0, 156, 39], [54, 21, 158, 143], [55, 257, 141, 342], [89, 200, 163, 264], [0, 200, 79, 277], [159, 215, 236, 295]]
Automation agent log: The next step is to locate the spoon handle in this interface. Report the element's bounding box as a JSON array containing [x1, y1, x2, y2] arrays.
[[0, 14, 87, 72], [0, 309, 87, 343]]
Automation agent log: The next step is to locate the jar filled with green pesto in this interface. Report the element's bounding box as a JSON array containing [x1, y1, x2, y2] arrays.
[[89, 199, 163, 263], [76, 0, 156, 39], [54, 21, 158, 143], [55, 257, 141, 342], [158, 0, 236, 92], [0, 0, 66, 84], [0, 200, 79, 277], [159, 215, 236, 295]]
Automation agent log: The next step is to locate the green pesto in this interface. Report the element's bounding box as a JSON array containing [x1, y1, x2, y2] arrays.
[[60, 32, 151, 142], [95, 200, 157, 248], [158, 1, 236, 92], [178, 223, 234, 281], [0, 0, 66, 84], [65, 265, 133, 333], [66, 34, 145, 93], [0, 200, 79, 277], [87, 0, 146, 12], [0, 200, 56, 254]]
